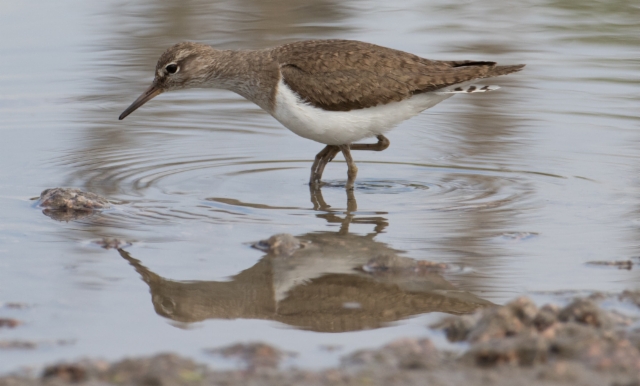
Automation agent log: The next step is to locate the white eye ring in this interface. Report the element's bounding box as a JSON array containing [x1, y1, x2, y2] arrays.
[[165, 63, 179, 74]]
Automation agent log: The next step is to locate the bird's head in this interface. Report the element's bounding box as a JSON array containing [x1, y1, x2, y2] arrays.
[[119, 42, 215, 120]]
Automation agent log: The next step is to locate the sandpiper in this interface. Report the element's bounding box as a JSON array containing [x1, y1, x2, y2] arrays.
[[119, 40, 524, 189]]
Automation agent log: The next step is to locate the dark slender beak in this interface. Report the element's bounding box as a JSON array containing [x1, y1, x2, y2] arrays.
[[119, 83, 163, 120]]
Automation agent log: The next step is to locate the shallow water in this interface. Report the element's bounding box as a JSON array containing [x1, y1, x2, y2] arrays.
[[2, 0, 640, 372]]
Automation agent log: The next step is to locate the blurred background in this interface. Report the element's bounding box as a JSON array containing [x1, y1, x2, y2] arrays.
[[1, 0, 639, 372]]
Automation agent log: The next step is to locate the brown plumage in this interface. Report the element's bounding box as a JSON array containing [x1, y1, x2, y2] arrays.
[[275, 40, 525, 111]]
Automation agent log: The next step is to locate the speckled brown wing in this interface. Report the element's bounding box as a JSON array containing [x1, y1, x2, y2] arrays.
[[275, 40, 524, 112]]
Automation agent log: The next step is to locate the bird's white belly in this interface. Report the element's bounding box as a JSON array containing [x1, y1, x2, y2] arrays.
[[272, 79, 453, 145]]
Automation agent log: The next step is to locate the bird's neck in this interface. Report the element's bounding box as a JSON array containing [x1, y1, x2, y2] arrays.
[[202, 48, 278, 112]]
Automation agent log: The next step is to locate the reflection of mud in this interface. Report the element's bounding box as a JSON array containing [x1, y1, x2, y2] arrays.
[[37, 188, 110, 222], [118, 188, 491, 332]]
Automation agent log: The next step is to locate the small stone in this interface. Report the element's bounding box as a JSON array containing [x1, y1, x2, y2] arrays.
[[42, 364, 87, 383], [0, 318, 21, 328], [533, 305, 559, 332], [465, 334, 548, 367], [431, 315, 478, 342], [620, 290, 640, 308], [0, 340, 37, 349], [3, 302, 28, 309], [558, 299, 612, 329], [345, 338, 440, 370], [586, 260, 633, 270], [467, 305, 533, 343], [207, 342, 294, 370], [506, 297, 539, 326]]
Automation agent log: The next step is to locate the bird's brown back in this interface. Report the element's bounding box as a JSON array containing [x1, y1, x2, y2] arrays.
[[273, 39, 524, 111]]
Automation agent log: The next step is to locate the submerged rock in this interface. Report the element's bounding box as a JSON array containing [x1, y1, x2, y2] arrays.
[[39, 188, 110, 210], [37, 188, 110, 221]]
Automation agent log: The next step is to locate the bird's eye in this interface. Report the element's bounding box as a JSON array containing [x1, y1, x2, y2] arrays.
[[165, 64, 178, 74]]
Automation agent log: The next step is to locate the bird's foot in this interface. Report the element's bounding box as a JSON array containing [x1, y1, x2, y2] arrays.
[[339, 145, 358, 191], [309, 145, 340, 185]]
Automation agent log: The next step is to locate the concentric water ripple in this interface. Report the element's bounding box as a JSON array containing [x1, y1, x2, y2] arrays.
[[58, 143, 542, 229]]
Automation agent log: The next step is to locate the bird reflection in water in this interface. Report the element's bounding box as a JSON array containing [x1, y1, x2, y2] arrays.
[[117, 187, 492, 332]]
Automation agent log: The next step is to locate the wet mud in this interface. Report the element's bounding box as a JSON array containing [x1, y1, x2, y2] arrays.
[[2, 294, 639, 385]]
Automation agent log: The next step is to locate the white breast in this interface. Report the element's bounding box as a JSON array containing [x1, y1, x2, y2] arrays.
[[272, 78, 454, 145]]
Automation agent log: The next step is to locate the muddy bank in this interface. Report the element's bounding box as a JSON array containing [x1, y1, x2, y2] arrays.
[[2, 293, 639, 386]]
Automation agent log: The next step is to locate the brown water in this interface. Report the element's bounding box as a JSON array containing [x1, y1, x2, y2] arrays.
[[1, 0, 640, 372]]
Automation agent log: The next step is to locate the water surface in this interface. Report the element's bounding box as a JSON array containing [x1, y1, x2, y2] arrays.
[[1, 0, 640, 372]]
